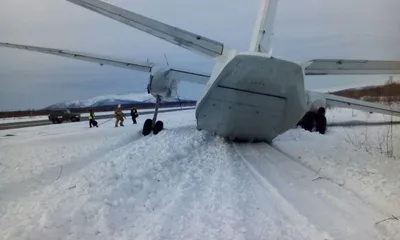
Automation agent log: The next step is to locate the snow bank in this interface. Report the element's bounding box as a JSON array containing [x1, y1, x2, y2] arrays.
[[1, 108, 400, 239], [0, 110, 332, 240], [275, 112, 400, 219]]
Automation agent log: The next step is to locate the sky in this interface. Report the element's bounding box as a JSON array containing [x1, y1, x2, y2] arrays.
[[0, 0, 399, 111]]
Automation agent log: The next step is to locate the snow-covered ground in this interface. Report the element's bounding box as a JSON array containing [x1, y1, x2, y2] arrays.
[[0, 106, 194, 124], [1, 108, 400, 239]]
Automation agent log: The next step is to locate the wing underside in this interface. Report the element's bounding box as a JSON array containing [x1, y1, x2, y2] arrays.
[[304, 59, 400, 75], [0, 42, 210, 85], [167, 68, 210, 85], [66, 0, 225, 58], [0, 42, 153, 72], [324, 93, 400, 117]]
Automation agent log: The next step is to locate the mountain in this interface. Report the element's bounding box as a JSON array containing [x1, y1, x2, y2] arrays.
[[44, 93, 193, 110]]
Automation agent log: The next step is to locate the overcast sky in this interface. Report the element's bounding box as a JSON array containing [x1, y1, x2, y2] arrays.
[[0, 0, 399, 110]]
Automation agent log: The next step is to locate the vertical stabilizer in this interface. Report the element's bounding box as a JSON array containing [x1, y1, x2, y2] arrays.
[[249, 0, 279, 56]]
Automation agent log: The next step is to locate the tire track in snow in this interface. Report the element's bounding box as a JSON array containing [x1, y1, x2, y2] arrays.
[[90, 129, 332, 240], [25, 126, 332, 240], [233, 142, 399, 239], [272, 141, 400, 219], [4, 122, 381, 239]]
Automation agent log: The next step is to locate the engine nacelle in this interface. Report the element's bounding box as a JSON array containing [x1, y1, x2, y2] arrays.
[[147, 68, 180, 100]]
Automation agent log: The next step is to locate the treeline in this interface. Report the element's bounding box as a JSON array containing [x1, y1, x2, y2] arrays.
[[331, 83, 400, 103], [0, 101, 197, 119]]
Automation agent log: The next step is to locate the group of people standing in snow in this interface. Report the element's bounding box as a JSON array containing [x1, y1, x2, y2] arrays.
[[88, 104, 139, 128]]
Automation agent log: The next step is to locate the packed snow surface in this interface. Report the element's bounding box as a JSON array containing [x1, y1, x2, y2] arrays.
[[0, 106, 194, 124], [1, 108, 400, 239]]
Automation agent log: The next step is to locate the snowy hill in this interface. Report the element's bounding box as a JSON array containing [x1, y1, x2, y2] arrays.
[[44, 93, 193, 109]]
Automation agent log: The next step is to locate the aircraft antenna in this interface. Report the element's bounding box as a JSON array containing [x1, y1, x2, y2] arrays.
[[163, 53, 170, 66]]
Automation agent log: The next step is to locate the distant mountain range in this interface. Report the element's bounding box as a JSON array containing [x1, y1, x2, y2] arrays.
[[44, 93, 194, 110]]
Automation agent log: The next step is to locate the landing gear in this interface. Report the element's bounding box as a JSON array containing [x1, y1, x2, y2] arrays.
[[142, 95, 164, 136], [297, 107, 327, 134], [142, 119, 153, 136]]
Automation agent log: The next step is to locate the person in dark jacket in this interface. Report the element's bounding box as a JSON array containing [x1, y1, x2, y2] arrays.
[[130, 107, 138, 124], [88, 110, 98, 128]]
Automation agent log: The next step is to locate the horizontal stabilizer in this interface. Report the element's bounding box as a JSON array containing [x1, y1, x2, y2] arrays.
[[323, 93, 400, 117], [167, 68, 210, 85], [66, 0, 225, 58], [0, 42, 153, 72], [304, 59, 400, 75]]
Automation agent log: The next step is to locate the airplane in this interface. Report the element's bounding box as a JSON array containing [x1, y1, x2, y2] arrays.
[[0, 42, 210, 135], [1, 0, 400, 142]]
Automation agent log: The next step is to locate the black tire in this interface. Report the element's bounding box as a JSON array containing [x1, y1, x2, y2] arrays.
[[142, 119, 153, 136], [299, 111, 316, 132], [315, 113, 327, 134], [52, 120, 56, 124], [153, 120, 164, 135], [57, 119, 63, 124], [71, 118, 76, 122]]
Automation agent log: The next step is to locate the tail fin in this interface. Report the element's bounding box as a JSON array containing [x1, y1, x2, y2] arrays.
[[249, 0, 279, 56]]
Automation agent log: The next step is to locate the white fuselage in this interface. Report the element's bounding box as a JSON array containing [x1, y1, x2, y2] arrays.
[[195, 52, 309, 142]]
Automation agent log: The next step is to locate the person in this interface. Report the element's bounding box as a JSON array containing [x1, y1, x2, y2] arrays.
[[88, 109, 98, 128], [114, 104, 125, 127], [130, 107, 139, 124]]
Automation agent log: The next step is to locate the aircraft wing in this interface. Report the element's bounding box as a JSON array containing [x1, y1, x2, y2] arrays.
[[0, 42, 210, 85], [316, 91, 400, 117], [66, 0, 226, 58], [304, 59, 400, 75], [0, 42, 153, 72]]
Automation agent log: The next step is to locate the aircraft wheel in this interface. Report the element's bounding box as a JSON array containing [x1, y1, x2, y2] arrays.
[[315, 113, 327, 134], [300, 111, 316, 132], [153, 120, 164, 135], [142, 119, 153, 136]]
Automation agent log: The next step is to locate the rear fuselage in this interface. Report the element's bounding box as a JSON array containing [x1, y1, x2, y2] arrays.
[[195, 52, 308, 142]]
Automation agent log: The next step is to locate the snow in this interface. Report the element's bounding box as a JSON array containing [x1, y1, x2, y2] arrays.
[[0, 115, 49, 123], [0, 106, 194, 124], [1, 108, 400, 239]]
